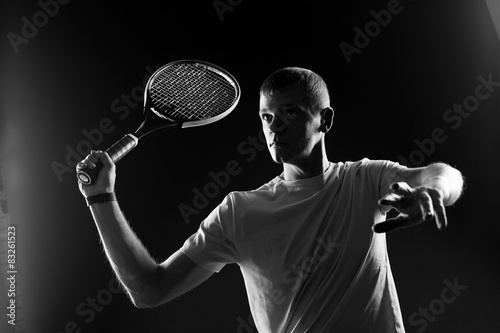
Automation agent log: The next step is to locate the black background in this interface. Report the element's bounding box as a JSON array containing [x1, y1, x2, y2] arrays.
[[1, 0, 499, 332]]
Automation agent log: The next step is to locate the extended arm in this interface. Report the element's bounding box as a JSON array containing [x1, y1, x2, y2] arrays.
[[77, 151, 213, 308], [374, 162, 464, 233]]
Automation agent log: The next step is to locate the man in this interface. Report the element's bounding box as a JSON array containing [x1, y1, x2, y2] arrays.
[[77, 67, 464, 332]]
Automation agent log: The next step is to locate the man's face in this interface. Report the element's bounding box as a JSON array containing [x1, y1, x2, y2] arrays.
[[259, 85, 324, 165]]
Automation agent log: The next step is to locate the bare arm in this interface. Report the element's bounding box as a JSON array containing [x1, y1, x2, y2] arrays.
[[395, 162, 464, 206], [78, 151, 213, 308], [374, 162, 464, 233]]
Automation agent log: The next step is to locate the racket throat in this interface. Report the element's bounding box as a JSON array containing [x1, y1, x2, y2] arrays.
[[137, 122, 181, 141]]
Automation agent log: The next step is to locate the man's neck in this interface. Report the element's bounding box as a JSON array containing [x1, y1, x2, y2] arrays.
[[282, 155, 330, 181]]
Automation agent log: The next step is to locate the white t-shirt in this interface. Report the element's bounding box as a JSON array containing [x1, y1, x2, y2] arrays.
[[181, 159, 407, 333]]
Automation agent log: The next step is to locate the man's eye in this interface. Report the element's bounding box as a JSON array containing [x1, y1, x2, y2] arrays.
[[262, 114, 273, 122], [284, 109, 297, 118]]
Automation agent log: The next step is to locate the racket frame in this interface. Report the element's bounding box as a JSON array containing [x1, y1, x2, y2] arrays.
[[143, 59, 241, 131], [77, 59, 241, 185]]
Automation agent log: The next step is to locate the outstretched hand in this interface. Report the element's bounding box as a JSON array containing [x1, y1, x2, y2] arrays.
[[373, 182, 448, 233]]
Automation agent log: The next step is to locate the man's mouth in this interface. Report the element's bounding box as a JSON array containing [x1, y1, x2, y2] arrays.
[[270, 141, 287, 148]]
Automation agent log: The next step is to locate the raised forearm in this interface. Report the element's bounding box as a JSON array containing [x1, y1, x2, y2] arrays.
[[420, 163, 464, 206], [89, 200, 159, 307]]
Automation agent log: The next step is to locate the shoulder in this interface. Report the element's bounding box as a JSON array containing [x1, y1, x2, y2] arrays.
[[337, 158, 406, 175], [335, 158, 407, 196]]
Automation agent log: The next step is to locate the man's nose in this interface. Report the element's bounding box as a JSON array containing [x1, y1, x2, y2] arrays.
[[269, 115, 286, 134]]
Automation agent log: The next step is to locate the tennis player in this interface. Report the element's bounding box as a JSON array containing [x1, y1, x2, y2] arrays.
[[77, 67, 464, 332]]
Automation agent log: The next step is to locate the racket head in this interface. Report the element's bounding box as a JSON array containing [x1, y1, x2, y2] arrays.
[[144, 60, 241, 129]]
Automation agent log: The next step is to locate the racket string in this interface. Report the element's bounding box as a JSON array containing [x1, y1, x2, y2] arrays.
[[149, 62, 237, 121]]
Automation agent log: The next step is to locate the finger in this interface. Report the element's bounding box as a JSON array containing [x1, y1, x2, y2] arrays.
[[373, 213, 426, 233], [390, 182, 413, 197], [94, 150, 113, 166], [76, 161, 86, 171], [76, 150, 103, 171], [373, 215, 406, 233], [418, 191, 435, 221], [378, 193, 403, 206], [429, 190, 448, 230], [82, 155, 99, 169], [378, 193, 413, 213]]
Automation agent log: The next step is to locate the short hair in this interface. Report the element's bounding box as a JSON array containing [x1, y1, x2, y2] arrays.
[[259, 67, 330, 112]]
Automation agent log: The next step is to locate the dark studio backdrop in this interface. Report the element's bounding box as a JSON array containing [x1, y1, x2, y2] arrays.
[[1, 0, 499, 332]]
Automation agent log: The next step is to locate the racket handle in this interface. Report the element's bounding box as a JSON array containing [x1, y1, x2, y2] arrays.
[[106, 134, 139, 163], [77, 134, 139, 185]]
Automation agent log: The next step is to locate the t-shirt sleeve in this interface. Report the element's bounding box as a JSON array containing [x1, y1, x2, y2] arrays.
[[354, 158, 407, 201], [180, 194, 238, 273]]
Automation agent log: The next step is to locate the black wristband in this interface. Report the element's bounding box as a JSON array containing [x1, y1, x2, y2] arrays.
[[86, 192, 117, 207]]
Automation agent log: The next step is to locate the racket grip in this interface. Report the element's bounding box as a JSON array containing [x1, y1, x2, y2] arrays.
[[77, 134, 139, 185], [106, 134, 139, 163]]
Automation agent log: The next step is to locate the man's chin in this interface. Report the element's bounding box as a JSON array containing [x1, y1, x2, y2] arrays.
[[268, 149, 292, 164], [270, 154, 285, 164]]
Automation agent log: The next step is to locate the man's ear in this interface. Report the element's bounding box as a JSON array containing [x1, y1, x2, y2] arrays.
[[319, 107, 334, 133]]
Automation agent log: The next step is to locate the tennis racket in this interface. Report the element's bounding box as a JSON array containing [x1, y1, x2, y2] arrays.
[[77, 59, 241, 185]]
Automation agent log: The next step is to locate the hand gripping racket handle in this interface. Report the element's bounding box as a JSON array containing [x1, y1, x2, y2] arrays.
[[77, 134, 139, 185]]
